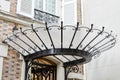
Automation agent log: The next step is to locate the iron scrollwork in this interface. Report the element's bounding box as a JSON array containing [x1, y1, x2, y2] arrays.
[[34, 9, 59, 23], [25, 60, 57, 80], [64, 65, 80, 80]]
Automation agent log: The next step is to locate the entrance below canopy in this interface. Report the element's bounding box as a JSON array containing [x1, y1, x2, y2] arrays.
[[29, 58, 57, 80]]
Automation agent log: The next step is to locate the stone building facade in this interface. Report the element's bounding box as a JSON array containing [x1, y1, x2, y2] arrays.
[[2, 49, 22, 80], [0, 0, 83, 80]]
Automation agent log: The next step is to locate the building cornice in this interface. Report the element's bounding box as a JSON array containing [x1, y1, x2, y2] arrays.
[[0, 10, 44, 26]]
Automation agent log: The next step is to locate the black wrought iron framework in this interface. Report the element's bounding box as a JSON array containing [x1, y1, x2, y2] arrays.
[[2, 22, 116, 80], [34, 9, 59, 23], [23, 59, 56, 80]]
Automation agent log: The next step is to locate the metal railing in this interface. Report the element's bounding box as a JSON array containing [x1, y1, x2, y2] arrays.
[[34, 9, 59, 23]]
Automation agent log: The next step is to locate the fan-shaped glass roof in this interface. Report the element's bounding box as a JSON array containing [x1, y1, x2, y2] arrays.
[[3, 22, 116, 67]]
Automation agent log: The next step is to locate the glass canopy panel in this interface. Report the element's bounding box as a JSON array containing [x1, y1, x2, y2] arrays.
[[4, 38, 29, 55], [55, 55, 69, 62], [2, 23, 116, 66], [49, 25, 61, 48], [54, 55, 83, 62], [63, 55, 77, 61], [23, 29, 45, 50], [16, 32, 40, 52], [34, 27, 52, 49], [63, 26, 75, 48], [79, 29, 102, 51], [11, 35, 35, 53], [71, 26, 89, 49]]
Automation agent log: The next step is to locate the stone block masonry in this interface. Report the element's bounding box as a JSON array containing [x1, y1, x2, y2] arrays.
[[2, 48, 22, 80]]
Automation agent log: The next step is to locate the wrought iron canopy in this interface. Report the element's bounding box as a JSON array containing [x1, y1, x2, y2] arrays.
[[3, 22, 116, 67]]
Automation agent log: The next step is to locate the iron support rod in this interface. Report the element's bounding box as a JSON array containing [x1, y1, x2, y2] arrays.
[[8, 38, 31, 54], [76, 24, 93, 49], [2, 41, 24, 56], [53, 55, 64, 63], [45, 22, 55, 49], [97, 43, 115, 53], [91, 38, 115, 53], [49, 72, 50, 80], [83, 27, 104, 50], [25, 61, 29, 80], [14, 35, 37, 52], [53, 69, 55, 80], [31, 24, 48, 50], [69, 22, 79, 48], [20, 28, 42, 51], [87, 34, 110, 51], [64, 66, 67, 80], [72, 55, 78, 60], [91, 44, 114, 56], [62, 55, 71, 61], [55, 67, 57, 80], [61, 21, 63, 49]]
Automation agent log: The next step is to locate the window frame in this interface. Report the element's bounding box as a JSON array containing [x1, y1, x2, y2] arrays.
[[34, 0, 56, 15], [17, 0, 34, 18]]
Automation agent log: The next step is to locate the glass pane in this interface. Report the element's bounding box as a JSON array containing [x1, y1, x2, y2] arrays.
[[46, 0, 56, 14], [35, 0, 43, 10], [64, 0, 72, 2], [63, 2, 75, 25]]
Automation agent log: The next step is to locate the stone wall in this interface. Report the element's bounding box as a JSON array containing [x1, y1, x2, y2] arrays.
[[10, 0, 17, 14], [2, 48, 22, 80], [77, 0, 82, 24], [0, 1, 22, 78], [0, 18, 24, 80], [77, 0, 84, 76], [78, 65, 84, 74], [0, 19, 14, 42], [0, 19, 24, 42]]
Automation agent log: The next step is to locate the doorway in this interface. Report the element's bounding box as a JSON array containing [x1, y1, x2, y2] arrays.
[[30, 58, 57, 80]]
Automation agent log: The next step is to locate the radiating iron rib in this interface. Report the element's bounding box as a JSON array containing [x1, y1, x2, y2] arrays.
[[61, 21, 63, 49], [83, 27, 104, 50], [69, 22, 79, 48], [45, 22, 55, 49], [72, 55, 78, 60], [62, 55, 71, 61], [97, 43, 115, 53], [76, 24, 93, 49], [87, 34, 110, 52], [8, 38, 31, 54], [31, 24, 48, 50], [2, 41, 24, 56], [92, 43, 115, 56], [90, 38, 115, 53], [14, 35, 37, 52], [20, 28, 42, 51], [53, 55, 64, 63]]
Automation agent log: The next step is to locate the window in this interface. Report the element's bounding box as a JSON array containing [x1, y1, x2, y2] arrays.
[[63, 0, 77, 25], [35, 0, 56, 14], [17, 0, 34, 18], [17, 0, 56, 18], [34, 0, 43, 11], [0, 0, 10, 12]]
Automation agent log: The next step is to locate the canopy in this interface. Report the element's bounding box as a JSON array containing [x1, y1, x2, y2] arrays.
[[3, 22, 116, 67]]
